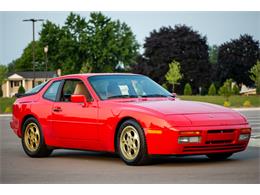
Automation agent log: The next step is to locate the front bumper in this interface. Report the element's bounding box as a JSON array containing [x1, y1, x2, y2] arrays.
[[145, 124, 250, 155]]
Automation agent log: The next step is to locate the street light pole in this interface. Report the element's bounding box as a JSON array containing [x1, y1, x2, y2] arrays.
[[23, 18, 44, 87], [44, 45, 48, 82]]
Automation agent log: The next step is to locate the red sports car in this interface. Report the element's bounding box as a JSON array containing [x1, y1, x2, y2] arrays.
[[10, 73, 251, 165]]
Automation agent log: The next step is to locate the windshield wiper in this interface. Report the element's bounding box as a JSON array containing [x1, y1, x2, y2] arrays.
[[107, 95, 138, 99], [141, 94, 174, 98]]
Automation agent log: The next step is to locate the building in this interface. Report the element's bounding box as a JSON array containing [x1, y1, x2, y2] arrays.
[[1, 70, 60, 97], [240, 84, 256, 96]]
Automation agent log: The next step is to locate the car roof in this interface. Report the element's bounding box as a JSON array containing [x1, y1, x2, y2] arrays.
[[51, 73, 141, 81]]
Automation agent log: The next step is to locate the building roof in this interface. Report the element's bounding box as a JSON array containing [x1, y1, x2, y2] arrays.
[[7, 71, 57, 79]]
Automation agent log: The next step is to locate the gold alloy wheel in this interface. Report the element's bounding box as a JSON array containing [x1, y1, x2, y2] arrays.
[[24, 122, 41, 152], [120, 126, 140, 160]]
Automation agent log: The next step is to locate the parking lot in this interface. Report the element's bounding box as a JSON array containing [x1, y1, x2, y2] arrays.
[[0, 109, 259, 183]]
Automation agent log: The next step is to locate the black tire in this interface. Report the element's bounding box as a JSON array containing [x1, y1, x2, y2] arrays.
[[116, 119, 149, 165], [206, 153, 233, 160], [21, 117, 52, 157]]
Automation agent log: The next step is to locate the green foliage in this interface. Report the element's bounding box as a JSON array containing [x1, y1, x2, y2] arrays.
[[208, 83, 217, 95], [243, 100, 251, 107], [0, 87, 3, 97], [80, 63, 92, 73], [179, 95, 260, 107], [18, 85, 25, 94], [218, 79, 233, 100], [0, 65, 8, 85], [4, 106, 12, 113], [15, 41, 45, 71], [0, 98, 16, 113], [165, 60, 182, 92], [218, 34, 260, 85], [249, 60, 260, 94], [10, 12, 139, 75], [134, 25, 210, 94], [223, 101, 231, 107], [209, 45, 218, 65], [184, 83, 192, 95], [232, 83, 240, 95]]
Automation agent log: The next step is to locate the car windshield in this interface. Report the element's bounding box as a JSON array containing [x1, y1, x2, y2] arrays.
[[88, 75, 173, 100], [25, 81, 48, 94]]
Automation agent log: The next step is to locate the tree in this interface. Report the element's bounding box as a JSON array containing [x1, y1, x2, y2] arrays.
[[232, 84, 240, 95], [208, 83, 217, 95], [218, 34, 260, 86], [0, 65, 8, 85], [85, 12, 139, 73], [209, 45, 218, 65], [134, 25, 210, 94], [14, 41, 45, 71], [165, 60, 182, 92], [184, 83, 192, 95], [39, 20, 65, 71], [18, 85, 25, 94], [218, 79, 233, 101], [249, 60, 260, 94], [12, 12, 139, 75]]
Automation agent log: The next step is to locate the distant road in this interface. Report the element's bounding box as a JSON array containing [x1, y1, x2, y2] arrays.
[[0, 109, 259, 183]]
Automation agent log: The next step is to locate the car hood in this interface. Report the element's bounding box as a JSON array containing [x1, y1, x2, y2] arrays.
[[125, 99, 247, 126], [128, 99, 231, 115]]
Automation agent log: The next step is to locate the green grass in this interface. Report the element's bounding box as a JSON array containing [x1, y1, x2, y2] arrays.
[[0, 97, 16, 114], [179, 95, 260, 107], [0, 95, 259, 114]]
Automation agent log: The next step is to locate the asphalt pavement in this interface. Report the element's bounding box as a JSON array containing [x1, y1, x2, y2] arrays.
[[0, 109, 259, 183]]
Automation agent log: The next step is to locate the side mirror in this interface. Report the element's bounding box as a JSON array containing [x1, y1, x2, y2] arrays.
[[172, 93, 177, 97], [70, 95, 87, 107]]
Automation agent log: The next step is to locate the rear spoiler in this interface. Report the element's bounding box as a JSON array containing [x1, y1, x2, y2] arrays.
[[15, 93, 36, 98]]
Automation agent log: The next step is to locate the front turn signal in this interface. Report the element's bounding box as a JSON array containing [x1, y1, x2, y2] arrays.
[[179, 131, 201, 136]]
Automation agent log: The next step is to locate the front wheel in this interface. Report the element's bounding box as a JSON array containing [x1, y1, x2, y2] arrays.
[[22, 117, 52, 157], [206, 153, 233, 160], [117, 119, 149, 165]]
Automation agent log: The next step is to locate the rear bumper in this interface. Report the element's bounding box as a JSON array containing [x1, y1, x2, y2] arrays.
[[145, 124, 250, 155], [10, 117, 22, 138]]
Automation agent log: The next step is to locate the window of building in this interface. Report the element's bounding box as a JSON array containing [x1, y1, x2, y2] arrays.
[[10, 81, 21, 88]]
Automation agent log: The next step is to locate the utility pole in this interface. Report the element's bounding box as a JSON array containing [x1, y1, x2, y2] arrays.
[[23, 18, 44, 87]]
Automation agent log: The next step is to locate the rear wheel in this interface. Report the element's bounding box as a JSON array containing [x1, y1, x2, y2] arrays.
[[117, 119, 149, 165], [22, 117, 52, 157], [206, 153, 233, 160]]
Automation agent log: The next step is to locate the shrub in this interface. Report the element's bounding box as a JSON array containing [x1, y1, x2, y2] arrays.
[[208, 83, 216, 95], [223, 101, 231, 107], [243, 100, 251, 107], [18, 85, 25, 94], [184, 83, 192, 95], [0, 86, 3, 97], [232, 84, 240, 95], [218, 79, 233, 101], [4, 106, 12, 113]]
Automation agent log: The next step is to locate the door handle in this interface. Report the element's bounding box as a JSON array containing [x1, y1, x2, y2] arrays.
[[52, 106, 62, 112]]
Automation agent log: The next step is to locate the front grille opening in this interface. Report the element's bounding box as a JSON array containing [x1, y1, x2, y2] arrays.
[[206, 140, 233, 144], [207, 129, 234, 134], [183, 143, 246, 152]]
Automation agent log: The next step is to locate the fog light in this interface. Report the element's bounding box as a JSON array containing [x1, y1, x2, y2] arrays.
[[239, 134, 250, 141], [178, 136, 201, 143]]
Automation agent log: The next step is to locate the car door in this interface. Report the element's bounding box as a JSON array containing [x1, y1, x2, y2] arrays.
[[51, 78, 99, 148]]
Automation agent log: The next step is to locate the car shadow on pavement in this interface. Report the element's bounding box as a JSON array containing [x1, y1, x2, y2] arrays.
[[49, 149, 245, 166]]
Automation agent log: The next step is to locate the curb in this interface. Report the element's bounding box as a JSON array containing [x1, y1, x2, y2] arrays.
[[0, 114, 12, 117], [232, 107, 260, 111]]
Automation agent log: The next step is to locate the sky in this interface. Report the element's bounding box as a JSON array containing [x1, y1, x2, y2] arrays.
[[0, 11, 259, 65]]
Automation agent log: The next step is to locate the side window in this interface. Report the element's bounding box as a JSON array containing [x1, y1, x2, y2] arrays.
[[43, 81, 61, 101], [60, 79, 92, 102]]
